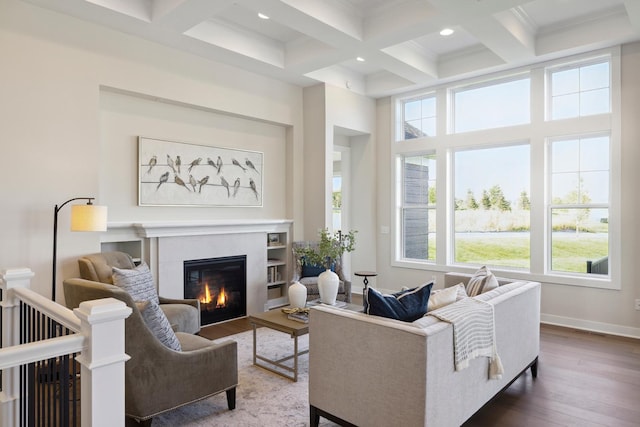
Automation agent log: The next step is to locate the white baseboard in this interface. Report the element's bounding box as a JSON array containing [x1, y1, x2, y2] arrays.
[[541, 313, 640, 340]]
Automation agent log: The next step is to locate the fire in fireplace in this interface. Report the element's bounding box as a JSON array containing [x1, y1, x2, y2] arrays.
[[183, 255, 247, 326]]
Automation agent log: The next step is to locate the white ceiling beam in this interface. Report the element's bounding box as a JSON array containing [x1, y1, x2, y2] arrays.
[[624, 0, 640, 31], [85, 0, 151, 22], [238, 0, 362, 46], [184, 20, 284, 68], [536, 10, 635, 56], [381, 43, 438, 79], [463, 13, 535, 63], [365, 71, 419, 99], [151, 0, 235, 32], [364, 0, 440, 46]]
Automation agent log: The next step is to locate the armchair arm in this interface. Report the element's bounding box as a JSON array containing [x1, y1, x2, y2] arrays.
[[126, 325, 238, 419], [158, 296, 200, 311]]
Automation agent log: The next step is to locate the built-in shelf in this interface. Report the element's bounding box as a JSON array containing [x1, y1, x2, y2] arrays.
[[266, 231, 290, 309]]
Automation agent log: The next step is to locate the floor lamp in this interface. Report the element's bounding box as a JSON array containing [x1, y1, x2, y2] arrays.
[[52, 197, 107, 302]]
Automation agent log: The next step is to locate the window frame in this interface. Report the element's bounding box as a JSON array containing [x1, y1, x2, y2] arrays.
[[545, 56, 612, 121], [449, 72, 532, 134], [390, 47, 621, 290]]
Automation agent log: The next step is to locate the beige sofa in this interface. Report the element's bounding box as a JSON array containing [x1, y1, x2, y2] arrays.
[[308, 273, 541, 427]]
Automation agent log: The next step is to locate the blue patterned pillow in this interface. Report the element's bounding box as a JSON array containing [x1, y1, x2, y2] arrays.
[[365, 282, 433, 322]]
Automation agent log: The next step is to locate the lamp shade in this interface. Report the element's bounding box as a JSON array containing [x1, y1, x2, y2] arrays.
[[70, 204, 108, 231]]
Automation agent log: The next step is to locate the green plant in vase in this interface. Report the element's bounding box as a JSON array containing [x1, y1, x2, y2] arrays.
[[298, 229, 357, 304]]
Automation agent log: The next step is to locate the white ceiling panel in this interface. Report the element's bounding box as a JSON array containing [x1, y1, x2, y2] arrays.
[[20, 0, 640, 98]]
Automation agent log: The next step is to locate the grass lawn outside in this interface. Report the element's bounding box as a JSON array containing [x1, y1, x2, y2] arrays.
[[453, 231, 608, 273]]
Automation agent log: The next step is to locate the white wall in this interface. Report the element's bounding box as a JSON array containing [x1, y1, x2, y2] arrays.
[[0, 0, 303, 300], [301, 84, 377, 283], [374, 43, 640, 337]]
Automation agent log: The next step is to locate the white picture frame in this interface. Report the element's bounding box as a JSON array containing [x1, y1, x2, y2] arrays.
[[138, 137, 263, 207]]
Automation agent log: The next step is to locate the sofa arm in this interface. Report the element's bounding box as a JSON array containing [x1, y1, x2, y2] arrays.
[[309, 306, 433, 426]]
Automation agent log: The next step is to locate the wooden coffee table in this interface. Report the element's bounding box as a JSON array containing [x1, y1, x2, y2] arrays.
[[249, 302, 361, 382], [249, 308, 309, 382]]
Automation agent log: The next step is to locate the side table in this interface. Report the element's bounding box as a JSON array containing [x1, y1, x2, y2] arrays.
[[354, 271, 377, 307]]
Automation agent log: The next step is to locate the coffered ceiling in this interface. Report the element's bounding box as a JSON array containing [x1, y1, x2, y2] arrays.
[[22, 0, 640, 98]]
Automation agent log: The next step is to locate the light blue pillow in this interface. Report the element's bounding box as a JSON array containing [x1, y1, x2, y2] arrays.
[[365, 282, 433, 322]]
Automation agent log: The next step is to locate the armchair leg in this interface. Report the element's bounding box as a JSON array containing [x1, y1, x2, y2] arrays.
[[226, 387, 236, 410], [310, 405, 320, 427]]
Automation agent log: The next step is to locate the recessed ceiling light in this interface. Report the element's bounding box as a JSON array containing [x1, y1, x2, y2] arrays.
[[258, 13, 270, 20], [440, 28, 454, 36], [356, 57, 365, 62]]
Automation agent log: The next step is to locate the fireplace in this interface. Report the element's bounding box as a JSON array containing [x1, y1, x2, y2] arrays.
[[184, 255, 247, 326]]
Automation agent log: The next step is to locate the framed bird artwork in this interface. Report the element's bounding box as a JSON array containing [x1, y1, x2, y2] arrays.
[[138, 137, 263, 207]]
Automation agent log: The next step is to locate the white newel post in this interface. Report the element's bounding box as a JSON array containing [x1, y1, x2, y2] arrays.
[[74, 298, 132, 427], [0, 268, 35, 427]]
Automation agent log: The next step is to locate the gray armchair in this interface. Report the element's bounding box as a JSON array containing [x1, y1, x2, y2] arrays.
[[77, 251, 200, 334], [292, 241, 352, 303], [63, 277, 238, 426]]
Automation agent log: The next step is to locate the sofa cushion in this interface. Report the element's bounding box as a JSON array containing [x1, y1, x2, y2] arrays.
[[427, 284, 464, 311], [466, 266, 499, 297], [111, 262, 160, 305], [365, 282, 433, 322], [136, 300, 182, 351]]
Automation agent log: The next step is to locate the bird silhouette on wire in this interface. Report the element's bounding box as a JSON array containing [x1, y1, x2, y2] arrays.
[[216, 156, 223, 175], [245, 158, 260, 174], [156, 171, 169, 190], [147, 155, 157, 174], [233, 178, 240, 197], [221, 176, 230, 197], [249, 178, 259, 200], [175, 174, 190, 191], [189, 175, 198, 192], [167, 155, 176, 173], [175, 156, 181, 174], [232, 158, 246, 172], [198, 175, 209, 193], [189, 157, 202, 173]]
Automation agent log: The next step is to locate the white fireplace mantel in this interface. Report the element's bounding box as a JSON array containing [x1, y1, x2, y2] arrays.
[[103, 219, 293, 314], [131, 219, 293, 238]]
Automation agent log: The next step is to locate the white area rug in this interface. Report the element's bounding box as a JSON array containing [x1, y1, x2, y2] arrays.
[[152, 328, 339, 427]]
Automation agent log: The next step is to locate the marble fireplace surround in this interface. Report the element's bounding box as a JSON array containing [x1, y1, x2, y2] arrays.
[[130, 220, 292, 315]]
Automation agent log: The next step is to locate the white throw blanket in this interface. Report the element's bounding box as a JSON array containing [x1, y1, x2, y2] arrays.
[[428, 297, 504, 379]]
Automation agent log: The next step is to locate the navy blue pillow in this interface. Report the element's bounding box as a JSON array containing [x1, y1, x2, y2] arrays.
[[300, 257, 335, 278], [301, 263, 326, 278], [365, 282, 433, 322]]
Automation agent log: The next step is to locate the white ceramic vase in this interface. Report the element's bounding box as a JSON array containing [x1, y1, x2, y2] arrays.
[[288, 281, 307, 309], [318, 269, 339, 305]]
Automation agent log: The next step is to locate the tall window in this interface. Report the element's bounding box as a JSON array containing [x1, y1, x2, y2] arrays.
[[392, 48, 618, 288], [548, 59, 610, 120], [400, 153, 436, 261], [402, 95, 436, 139], [454, 144, 530, 269], [549, 134, 609, 275], [452, 75, 530, 133]]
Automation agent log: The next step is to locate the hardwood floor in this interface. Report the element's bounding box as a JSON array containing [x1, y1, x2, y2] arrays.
[[200, 313, 640, 427]]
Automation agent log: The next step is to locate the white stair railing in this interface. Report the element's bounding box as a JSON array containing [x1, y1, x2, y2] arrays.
[[0, 268, 132, 427]]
